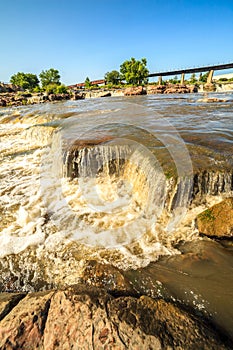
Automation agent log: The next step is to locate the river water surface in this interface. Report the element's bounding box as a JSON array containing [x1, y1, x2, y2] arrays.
[[0, 92, 233, 341]]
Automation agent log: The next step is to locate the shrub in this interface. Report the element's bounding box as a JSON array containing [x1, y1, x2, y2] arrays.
[[56, 84, 68, 94], [33, 86, 43, 93], [45, 83, 59, 94]]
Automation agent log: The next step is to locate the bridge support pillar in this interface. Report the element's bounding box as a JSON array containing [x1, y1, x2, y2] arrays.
[[207, 70, 214, 84], [158, 76, 162, 85], [180, 73, 185, 85]]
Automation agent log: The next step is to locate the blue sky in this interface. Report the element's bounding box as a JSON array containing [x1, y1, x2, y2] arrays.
[[1, 0, 233, 85]]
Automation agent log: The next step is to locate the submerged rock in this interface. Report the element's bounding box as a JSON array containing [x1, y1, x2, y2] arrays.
[[79, 260, 135, 295], [197, 97, 228, 103], [0, 286, 230, 349], [196, 198, 233, 238]]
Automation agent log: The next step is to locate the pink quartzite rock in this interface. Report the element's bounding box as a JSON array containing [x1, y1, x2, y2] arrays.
[[147, 84, 198, 94], [0, 286, 230, 349], [124, 86, 146, 96]]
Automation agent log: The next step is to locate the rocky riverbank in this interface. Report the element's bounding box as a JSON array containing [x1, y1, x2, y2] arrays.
[[0, 285, 232, 349], [2, 82, 233, 108]]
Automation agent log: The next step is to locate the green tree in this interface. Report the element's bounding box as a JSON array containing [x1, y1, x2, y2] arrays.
[[84, 77, 91, 89], [190, 73, 197, 84], [56, 84, 68, 93], [199, 72, 208, 83], [169, 75, 179, 84], [10, 72, 39, 90], [39, 68, 61, 88], [45, 83, 68, 94], [104, 70, 120, 85], [120, 57, 149, 85]]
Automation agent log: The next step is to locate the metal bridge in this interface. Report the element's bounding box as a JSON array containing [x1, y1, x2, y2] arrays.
[[70, 62, 233, 88], [148, 62, 233, 78]]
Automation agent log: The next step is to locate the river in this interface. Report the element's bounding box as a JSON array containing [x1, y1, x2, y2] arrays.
[[0, 92, 233, 341]]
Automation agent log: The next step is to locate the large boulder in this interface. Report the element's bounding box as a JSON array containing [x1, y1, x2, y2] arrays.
[[164, 84, 190, 94], [147, 84, 166, 94], [48, 93, 70, 101], [124, 86, 146, 96], [196, 198, 233, 238], [0, 286, 230, 349], [71, 91, 85, 100]]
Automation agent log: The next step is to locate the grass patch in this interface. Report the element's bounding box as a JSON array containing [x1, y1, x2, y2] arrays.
[[198, 209, 216, 222]]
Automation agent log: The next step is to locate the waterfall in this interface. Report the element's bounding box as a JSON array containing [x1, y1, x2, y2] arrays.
[[192, 171, 233, 198], [59, 139, 194, 247]]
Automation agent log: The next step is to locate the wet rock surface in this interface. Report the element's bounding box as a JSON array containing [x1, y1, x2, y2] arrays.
[[0, 91, 71, 107], [192, 171, 233, 200], [0, 286, 231, 349], [79, 261, 135, 295], [197, 198, 233, 238], [0, 93, 29, 107]]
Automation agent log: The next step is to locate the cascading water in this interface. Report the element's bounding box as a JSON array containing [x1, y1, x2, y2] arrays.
[[43, 135, 168, 248], [0, 101, 196, 291], [1, 96, 233, 342], [0, 97, 232, 290]]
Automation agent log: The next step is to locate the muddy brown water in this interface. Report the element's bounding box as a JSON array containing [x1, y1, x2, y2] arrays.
[[0, 92, 233, 341]]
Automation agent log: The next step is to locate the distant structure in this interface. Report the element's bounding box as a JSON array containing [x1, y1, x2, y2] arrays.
[[69, 63, 233, 88], [68, 79, 106, 90], [148, 62, 233, 84]]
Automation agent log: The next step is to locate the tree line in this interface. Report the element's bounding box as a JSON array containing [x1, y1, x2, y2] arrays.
[[8, 58, 213, 92], [9, 68, 67, 93], [8, 58, 149, 92]]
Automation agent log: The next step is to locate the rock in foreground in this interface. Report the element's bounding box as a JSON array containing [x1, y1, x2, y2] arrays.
[[197, 198, 233, 238], [0, 286, 230, 349]]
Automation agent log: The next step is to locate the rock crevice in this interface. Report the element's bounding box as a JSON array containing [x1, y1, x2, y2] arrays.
[[0, 286, 231, 349]]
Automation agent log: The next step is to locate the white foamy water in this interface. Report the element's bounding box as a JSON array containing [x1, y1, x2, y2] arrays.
[[0, 99, 204, 289]]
